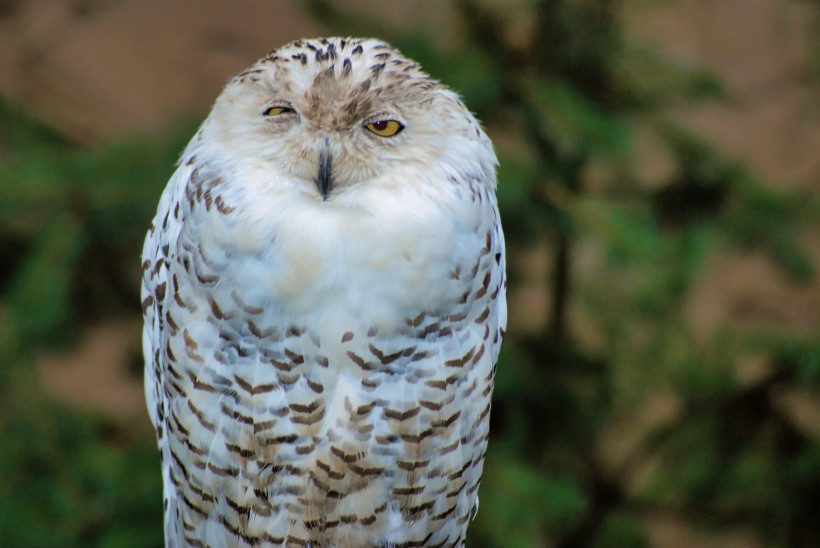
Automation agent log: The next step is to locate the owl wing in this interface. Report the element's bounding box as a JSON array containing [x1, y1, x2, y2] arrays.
[[488, 195, 507, 365], [141, 161, 193, 535]]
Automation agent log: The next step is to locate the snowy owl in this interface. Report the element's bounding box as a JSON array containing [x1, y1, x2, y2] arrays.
[[141, 37, 506, 547]]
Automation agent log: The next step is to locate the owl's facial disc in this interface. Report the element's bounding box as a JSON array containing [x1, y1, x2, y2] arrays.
[[316, 138, 333, 200]]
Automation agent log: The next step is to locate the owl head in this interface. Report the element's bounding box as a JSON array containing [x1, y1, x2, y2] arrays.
[[195, 37, 496, 203]]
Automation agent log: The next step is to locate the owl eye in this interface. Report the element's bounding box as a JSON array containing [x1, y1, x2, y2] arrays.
[[263, 106, 295, 116], [365, 120, 404, 137]]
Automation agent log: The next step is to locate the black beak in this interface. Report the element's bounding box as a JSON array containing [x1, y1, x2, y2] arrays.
[[315, 142, 333, 200]]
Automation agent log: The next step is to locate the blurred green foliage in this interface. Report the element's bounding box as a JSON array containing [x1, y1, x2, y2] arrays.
[[1, 0, 819, 546], [0, 96, 195, 546], [0, 367, 162, 547]]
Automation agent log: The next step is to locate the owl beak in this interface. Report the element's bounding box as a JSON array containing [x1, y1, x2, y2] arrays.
[[315, 142, 333, 200]]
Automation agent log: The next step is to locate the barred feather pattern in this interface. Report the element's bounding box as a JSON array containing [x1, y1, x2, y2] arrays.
[[141, 37, 506, 547]]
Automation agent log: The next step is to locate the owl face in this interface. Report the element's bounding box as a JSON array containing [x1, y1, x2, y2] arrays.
[[199, 37, 494, 202]]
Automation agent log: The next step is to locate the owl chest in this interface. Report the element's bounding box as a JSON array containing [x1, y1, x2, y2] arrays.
[[177, 195, 482, 335], [161, 183, 500, 543]]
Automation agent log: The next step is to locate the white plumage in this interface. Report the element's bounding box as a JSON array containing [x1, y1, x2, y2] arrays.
[[141, 37, 506, 547]]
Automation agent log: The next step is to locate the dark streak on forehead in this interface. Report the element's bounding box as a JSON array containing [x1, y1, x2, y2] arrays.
[[234, 37, 442, 129]]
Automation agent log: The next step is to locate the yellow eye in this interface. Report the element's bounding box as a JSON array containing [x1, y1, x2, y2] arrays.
[[365, 120, 404, 137], [263, 106, 294, 116]]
